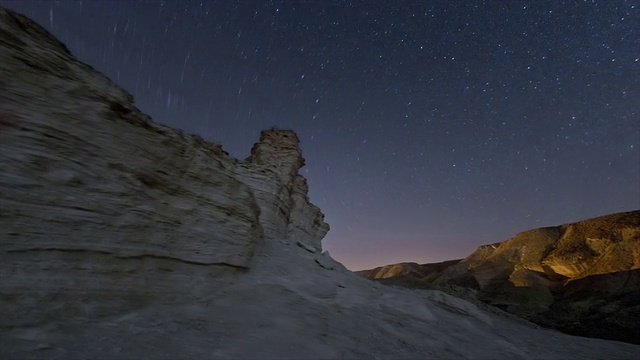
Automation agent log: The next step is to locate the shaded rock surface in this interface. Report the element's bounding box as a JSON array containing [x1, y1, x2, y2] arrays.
[[359, 211, 640, 345], [0, 6, 328, 329], [1, 7, 639, 359]]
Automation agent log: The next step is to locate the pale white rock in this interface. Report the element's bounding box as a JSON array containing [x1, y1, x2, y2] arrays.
[[1, 7, 639, 360]]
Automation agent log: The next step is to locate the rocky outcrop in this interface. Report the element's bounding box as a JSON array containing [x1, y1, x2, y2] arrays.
[[437, 211, 640, 291], [0, 7, 327, 329], [2, 7, 640, 359], [241, 130, 329, 251], [359, 210, 640, 344]]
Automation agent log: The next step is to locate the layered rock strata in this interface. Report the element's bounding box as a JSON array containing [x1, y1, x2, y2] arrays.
[[359, 210, 640, 344], [2, 7, 640, 359], [0, 7, 327, 328]]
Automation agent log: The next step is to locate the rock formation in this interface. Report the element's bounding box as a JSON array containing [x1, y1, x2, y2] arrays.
[[0, 6, 328, 329], [1, 7, 640, 359], [359, 210, 640, 344]]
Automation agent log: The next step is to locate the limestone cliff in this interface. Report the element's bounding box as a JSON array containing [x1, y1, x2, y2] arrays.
[[2, 7, 640, 359], [0, 7, 327, 328]]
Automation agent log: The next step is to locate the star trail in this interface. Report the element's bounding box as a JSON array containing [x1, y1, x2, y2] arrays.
[[4, 0, 638, 270]]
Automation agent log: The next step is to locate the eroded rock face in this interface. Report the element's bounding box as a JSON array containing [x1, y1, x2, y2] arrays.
[[0, 7, 327, 328], [239, 129, 329, 250], [454, 211, 640, 289], [358, 210, 640, 344], [3, 7, 640, 359]]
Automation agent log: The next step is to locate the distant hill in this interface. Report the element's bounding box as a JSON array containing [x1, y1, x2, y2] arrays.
[[358, 210, 640, 344], [356, 259, 461, 280]]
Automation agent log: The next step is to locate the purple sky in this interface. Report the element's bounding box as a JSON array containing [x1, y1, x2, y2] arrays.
[[3, 0, 638, 270]]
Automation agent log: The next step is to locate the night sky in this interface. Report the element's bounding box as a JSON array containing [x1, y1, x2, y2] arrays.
[[3, 1, 638, 270]]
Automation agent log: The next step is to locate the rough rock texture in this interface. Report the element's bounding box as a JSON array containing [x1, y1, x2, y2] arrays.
[[241, 129, 329, 249], [359, 210, 640, 344], [540, 268, 640, 344], [0, 7, 327, 329], [2, 7, 640, 359]]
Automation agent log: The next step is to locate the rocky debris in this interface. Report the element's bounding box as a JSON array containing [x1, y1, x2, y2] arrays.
[[359, 210, 640, 344], [1, 7, 640, 359]]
